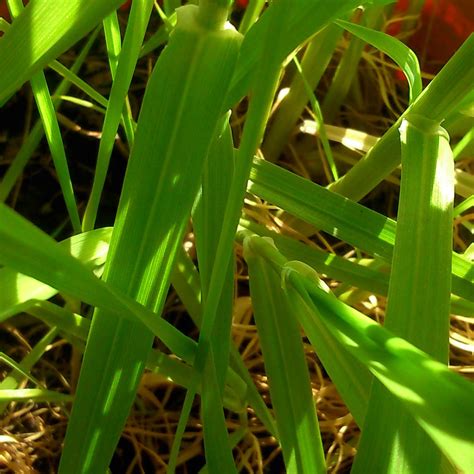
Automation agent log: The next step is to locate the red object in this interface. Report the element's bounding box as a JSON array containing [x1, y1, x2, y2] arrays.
[[235, 0, 249, 8], [391, 0, 474, 74], [0, 0, 28, 22], [0, 0, 12, 21], [120, 0, 132, 11]]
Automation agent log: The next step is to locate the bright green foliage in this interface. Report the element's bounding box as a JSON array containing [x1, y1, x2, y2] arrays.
[[328, 33, 474, 201], [248, 158, 474, 301], [82, 1, 152, 231], [354, 117, 456, 473], [245, 236, 326, 473], [0, 0, 126, 102], [59, 4, 242, 473], [283, 266, 474, 473], [335, 19, 422, 103], [0, 0, 472, 473]]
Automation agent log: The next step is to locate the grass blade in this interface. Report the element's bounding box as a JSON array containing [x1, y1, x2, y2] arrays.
[[226, 0, 393, 108], [0, 28, 99, 204], [60, 5, 242, 472], [335, 18, 422, 103], [328, 34, 474, 201], [247, 158, 474, 301], [284, 268, 474, 473], [241, 234, 371, 426], [0, 389, 72, 403], [0, 0, 125, 103], [239, 220, 473, 317], [0, 327, 59, 413], [171, 248, 278, 437], [82, 0, 154, 231], [353, 116, 455, 473], [262, 23, 342, 162], [193, 119, 239, 470], [7, 0, 82, 232], [321, 6, 386, 122], [0, 227, 109, 322], [193, 119, 235, 388], [0, 203, 196, 361], [245, 235, 327, 473]]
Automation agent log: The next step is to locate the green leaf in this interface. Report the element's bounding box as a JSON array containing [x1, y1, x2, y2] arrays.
[[226, 0, 380, 108], [0, 389, 72, 403], [0, 203, 196, 362], [193, 119, 235, 388], [245, 235, 326, 473], [60, 5, 242, 473], [240, 233, 371, 426], [335, 19, 422, 103], [82, 0, 154, 231], [328, 34, 474, 201], [0, 0, 125, 103], [284, 268, 474, 474], [0, 327, 59, 413], [193, 121, 239, 470], [0, 227, 109, 322], [247, 158, 474, 302], [354, 117, 455, 473]]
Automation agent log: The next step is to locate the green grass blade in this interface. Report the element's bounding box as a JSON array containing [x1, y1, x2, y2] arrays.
[[82, 1, 154, 231], [193, 118, 238, 473], [240, 219, 474, 317], [4, 300, 243, 414], [293, 56, 339, 181], [163, 0, 181, 17], [171, 246, 278, 437], [238, 0, 265, 34], [200, 350, 237, 474], [241, 234, 371, 426], [140, 22, 170, 57], [262, 23, 342, 162], [225, 0, 393, 109], [321, 6, 385, 122], [0, 352, 44, 389], [328, 34, 474, 201], [193, 119, 235, 387], [0, 203, 196, 361], [245, 235, 326, 473], [0, 221, 275, 443], [102, 12, 122, 75], [0, 227, 109, 322], [171, 0, 295, 469], [284, 268, 474, 473], [48, 57, 109, 110], [0, 0, 125, 103], [284, 272, 371, 427], [0, 26, 100, 205], [28, 74, 81, 232], [169, 0, 291, 467], [240, 218, 390, 295], [0, 327, 59, 413], [24, 301, 90, 347], [102, 12, 135, 144], [171, 247, 203, 324], [192, 119, 238, 471], [0, 389, 72, 403], [60, 5, 242, 472], [353, 116, 455, 473], [7, 0, 81, 232], [247, 158, 474, 301], [49, 59, 108, 109], [335, 18, 422, 103]]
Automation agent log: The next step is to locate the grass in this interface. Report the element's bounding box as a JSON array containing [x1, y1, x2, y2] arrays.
[[0, 0, 473, 472]]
